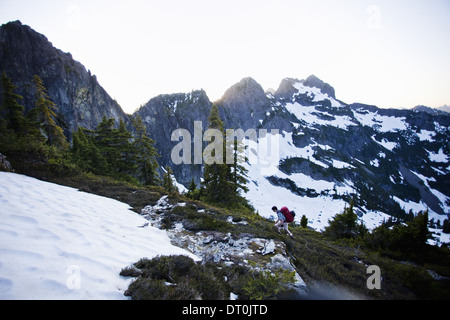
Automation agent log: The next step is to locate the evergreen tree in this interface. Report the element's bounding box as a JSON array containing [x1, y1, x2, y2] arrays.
[[202, 104, 234, 205], [365, 223, 393, 250], [412, 210, 432, 247], [89, 117, 134, 176], [230, 137, 249, 195], [71, 127, 87, 167], [201, 104, 250, 208], [94, 116, 117, 173], [187, 177, 200, 200], [71, 117, 158, 183], [392, 210, 432, 252], [29, 75, 67, 148], [207, 103, 224, 132], [365, 210, 432, 257], [162, 166, 177, 192], [71, 127, 107, 174], [358, 219, 369, 238], [324, 201, 361, 240], [0, 72, 26, 137], [188, 177, 197, 194], [115, 119, 136, 175], [131, 115, 159, 185], [443, 219, 450, 234], [300, 215, 308, 228]]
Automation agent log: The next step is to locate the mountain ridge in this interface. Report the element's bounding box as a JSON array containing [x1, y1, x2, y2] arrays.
[[2, 21, 445, 119], [1, 20, 449, 231]]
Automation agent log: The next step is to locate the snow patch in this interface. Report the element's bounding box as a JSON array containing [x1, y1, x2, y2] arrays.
[[371, 135, 398, 151], [286, 102, 355, 131], [292, 81, 342, 108], [0, 172, 197, 300], [354, 111, 407, 133], [417, 130, 435, 142], [426, 148, 449, 163]]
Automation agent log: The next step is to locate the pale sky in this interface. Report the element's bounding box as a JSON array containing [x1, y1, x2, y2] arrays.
[[1, 0, 449, 114]]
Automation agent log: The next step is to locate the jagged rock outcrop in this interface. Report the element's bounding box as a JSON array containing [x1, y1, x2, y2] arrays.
[[413, 105, 449, 116], [215, 77, 272, 129], [134, 90, 212, 185], [303, 74, 336, 99], [0, 21, 129, 136], [0, 153, 13, 172], [274, 75, 337, 104]]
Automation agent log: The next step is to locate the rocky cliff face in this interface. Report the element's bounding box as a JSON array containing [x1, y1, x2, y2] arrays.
[[0, 21, 129, 136], [134, 90, 212, 185], [215, 77, 272, 129]]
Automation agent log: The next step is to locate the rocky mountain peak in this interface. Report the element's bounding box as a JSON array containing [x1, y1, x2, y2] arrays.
[[412, 105, 449, 116], [1, 20, 42, 44], [438, 105, 450, 113], [274, 75, 336, 101], [303, 74, 336, 99], [138, 89, 210, 115], [274, 77, 301, 100], [218, 77, 266, 105], [134, 89, 213, 186], [216, 77, 271, 129]]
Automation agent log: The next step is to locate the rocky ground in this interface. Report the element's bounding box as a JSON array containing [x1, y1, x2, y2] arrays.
[[140, 195, 308, 297]]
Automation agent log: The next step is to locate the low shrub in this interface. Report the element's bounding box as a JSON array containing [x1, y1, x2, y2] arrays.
[[122, 255, 297, 300]]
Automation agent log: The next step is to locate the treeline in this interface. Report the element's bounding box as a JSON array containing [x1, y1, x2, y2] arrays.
[[71, 116, 159, 185], [322, 201, 450, 263], [0, 73, 68, 162], [0, 72, 160, 186]]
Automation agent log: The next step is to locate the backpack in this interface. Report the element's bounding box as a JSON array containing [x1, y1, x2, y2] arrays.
[[280, 206, 294, 223]]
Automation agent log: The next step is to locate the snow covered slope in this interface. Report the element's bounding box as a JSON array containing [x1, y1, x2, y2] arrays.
[[242, 77, 449, 233], [0, 172, 198, 300], [244, 131, 391, 231]]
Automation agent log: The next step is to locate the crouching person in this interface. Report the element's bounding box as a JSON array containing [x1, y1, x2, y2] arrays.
[[272, 206, 294, 238]]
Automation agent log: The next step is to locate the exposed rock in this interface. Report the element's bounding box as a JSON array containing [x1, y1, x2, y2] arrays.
[[134, 90, 212, 186], [216, 77, 272, 129], [303, 74, 336, 99], [0, 153, 13, 172], [259, 239, 276, 256], [140, 196, 308, 296]]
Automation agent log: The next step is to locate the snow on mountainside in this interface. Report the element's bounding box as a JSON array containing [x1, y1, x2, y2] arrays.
[[0, 172, 198, 299], [240, 77, 450, 232], [244, 130, 391, 231], [133, 74, 449, 235]]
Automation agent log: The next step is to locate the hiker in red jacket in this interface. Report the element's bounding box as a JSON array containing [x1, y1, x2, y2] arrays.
[[272, 206, 294, 238]]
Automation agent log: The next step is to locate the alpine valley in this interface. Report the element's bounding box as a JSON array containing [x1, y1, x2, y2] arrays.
[[1, 20, 449, 235]]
